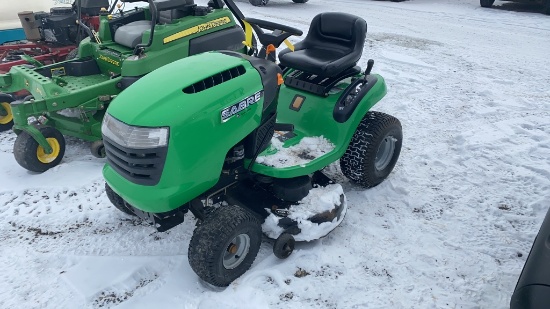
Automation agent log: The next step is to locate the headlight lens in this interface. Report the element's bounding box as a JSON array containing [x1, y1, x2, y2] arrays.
[[102, 113, 169, 149]]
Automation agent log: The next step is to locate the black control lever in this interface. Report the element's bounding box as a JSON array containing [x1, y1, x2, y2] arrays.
[[274, 123, 294, 132], [365, 59, 374, 77]]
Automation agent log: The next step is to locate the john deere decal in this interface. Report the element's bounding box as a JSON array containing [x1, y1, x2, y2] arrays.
[[221, 90, 263, 122], [163, 17, 231, 44], [98, 55, 120, 67]]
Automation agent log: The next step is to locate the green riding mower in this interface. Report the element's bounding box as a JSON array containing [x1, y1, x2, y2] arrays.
[[0, 0, 248, 172], [103, 5, 403, 287]]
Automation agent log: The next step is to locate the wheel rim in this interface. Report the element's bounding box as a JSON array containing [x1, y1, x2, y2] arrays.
[[375, 135, 396, 171], [223, 234, 251, 270], [37, 138, 61, 164], [0, 102, 13, 125]]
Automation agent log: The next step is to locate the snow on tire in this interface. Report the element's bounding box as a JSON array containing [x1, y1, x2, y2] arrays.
[[188, 205, 262, 287], [340, 111, 402, 188]]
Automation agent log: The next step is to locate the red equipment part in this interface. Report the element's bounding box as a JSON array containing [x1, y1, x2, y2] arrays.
[[0, 43, 75, 74]]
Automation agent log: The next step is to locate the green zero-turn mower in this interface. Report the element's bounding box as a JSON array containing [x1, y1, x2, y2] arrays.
[[0, 0, 248, 172], [103, 5, 403, 287]]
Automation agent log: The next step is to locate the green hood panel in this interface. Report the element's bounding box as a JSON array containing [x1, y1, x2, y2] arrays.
[[108, 52, 251, 127]]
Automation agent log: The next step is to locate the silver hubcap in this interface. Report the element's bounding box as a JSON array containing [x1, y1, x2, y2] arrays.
[[375, 135, 396, 171], [223, 234, 251, 269]]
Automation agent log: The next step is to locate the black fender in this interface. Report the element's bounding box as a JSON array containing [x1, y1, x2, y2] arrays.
[[511, 206, 550, 309], [333, 75, 378, 123]]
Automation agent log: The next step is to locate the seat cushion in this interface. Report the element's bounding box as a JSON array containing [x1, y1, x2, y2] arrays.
[[114, 20, 151, 48], [279, 47, 350, 77]]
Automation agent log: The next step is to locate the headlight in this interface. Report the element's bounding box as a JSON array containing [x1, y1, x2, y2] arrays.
[[102, 113, 169, 149]]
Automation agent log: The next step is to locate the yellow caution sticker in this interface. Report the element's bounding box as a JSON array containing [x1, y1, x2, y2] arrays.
[[98, 55, 120, 67], [163, 17, 231, 44], [51, 67, 66, 77]]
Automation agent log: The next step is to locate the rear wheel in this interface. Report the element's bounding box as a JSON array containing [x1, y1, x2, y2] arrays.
[[105, 183, 136, 216], [0, 94, 14, 132], [292, 0, 308, 3], [480, 0, 495, 8], [14, 126, 66, 172], [188, 205, 262, 287], [249, 0, 269, 6], [340, 111, 402, 188]]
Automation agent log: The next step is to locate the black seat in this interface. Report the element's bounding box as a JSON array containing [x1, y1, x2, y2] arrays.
[[159, 8, 191, 24], [157, 0, 195, 24], [114, 0, 194, 48], [278, 13, 366, 78]]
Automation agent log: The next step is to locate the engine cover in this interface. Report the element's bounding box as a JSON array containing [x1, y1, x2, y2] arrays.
[[80, 0, 110, 16], [35, 8, 78, 45]]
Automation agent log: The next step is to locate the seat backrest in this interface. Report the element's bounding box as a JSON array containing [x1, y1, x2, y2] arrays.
[[304, 12, 366, 53], [159, 9, 192, 24], [155, 0, 194, 11], [156, 0, 195, 24]]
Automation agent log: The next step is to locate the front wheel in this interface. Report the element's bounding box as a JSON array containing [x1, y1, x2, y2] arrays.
[[0, 94, 14, 132], [188, 205, 262, 287], [105, 182, 136, 216], [480, 0, 495, 8], [14, 126, 66, 172], [340, 111, 402, 188], [292, 0, 308, 3], [90, 140, 106, 158]]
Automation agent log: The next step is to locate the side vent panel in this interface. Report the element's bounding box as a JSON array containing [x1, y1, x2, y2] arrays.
[[183, 65, 246, 94]]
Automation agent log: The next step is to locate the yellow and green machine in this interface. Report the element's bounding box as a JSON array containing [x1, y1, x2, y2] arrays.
[[0, 0, 246, 172]]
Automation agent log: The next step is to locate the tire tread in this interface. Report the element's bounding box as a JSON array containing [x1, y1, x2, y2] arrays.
[[188, 205, 262, 287], [340, 111, 402, 188]]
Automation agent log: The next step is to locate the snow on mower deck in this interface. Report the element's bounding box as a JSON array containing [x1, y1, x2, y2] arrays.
[[255, 133, 347, 242], [262, 183, 347, 242]]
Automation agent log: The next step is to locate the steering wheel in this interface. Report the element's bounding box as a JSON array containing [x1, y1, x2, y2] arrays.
[[243, 17, 303, 50]]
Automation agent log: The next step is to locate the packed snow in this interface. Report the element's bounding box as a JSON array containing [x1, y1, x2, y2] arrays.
[[256, 135, 335, 168], [1, 0, 550, 308], [262, 184, 347, 241]]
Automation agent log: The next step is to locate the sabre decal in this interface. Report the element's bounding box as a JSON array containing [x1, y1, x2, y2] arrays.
[[221, 90, 263, 122]]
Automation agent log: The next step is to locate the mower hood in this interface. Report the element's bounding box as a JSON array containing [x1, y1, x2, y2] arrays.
[[107, 52, 251, 127]]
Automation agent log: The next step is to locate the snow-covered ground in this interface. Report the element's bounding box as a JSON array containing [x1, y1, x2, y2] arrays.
[[1, 0, 550, 308]]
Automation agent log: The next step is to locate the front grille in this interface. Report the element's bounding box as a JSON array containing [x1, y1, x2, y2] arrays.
[[104, 137, 168, 186]]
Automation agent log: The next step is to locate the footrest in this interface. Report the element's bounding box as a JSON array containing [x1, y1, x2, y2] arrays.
[[284, 66, 361, 97]]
